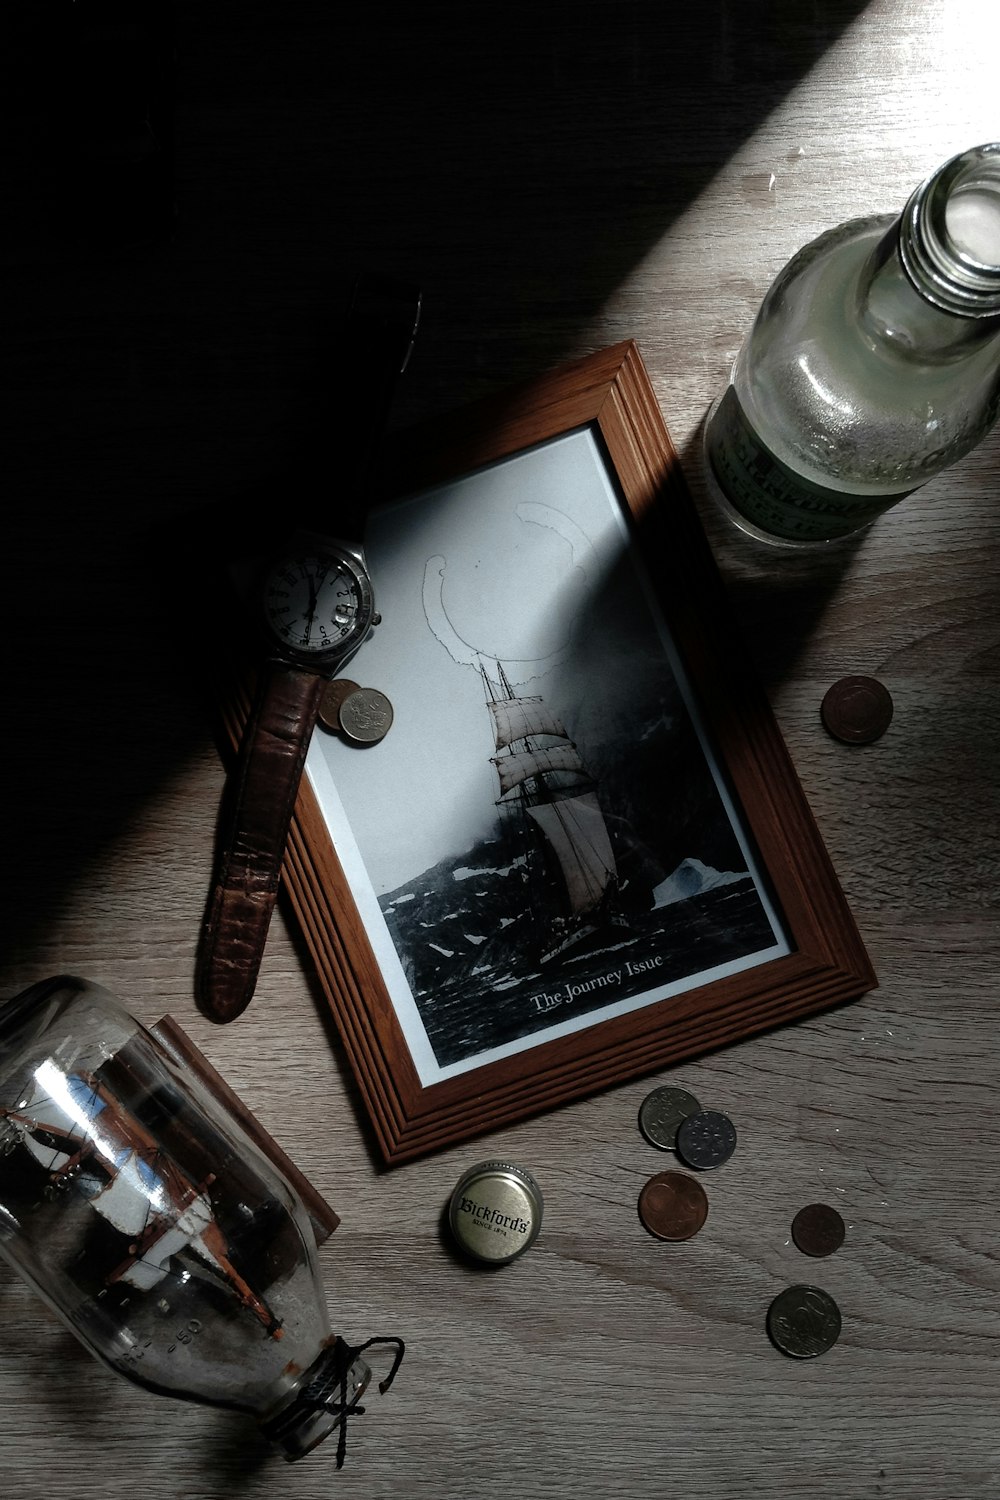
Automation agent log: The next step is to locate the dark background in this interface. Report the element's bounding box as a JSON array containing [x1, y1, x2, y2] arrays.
[[0, 2, 870, 982]]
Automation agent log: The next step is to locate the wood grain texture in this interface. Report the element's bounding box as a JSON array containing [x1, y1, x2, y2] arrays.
[[2, 1, 999, 1496]]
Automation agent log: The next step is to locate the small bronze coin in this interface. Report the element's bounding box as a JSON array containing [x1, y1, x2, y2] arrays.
[[675, 1109, 737, 1170], [339, 687, 395, 745], [317, 678, 361, 734], [791, 1203, 846, 1258], [638, 1085, 702, 1151], [638, 1170, 709, 1242], [766, 1284, 842, 1359], [820, 675, 893, 744]]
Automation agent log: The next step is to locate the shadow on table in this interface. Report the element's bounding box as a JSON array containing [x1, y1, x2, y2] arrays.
[[678, 416, 870, 690], [0, 1, 872, 990]]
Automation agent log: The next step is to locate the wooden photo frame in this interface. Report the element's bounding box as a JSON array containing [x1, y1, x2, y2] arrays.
[[230, 341, 874, 1165]]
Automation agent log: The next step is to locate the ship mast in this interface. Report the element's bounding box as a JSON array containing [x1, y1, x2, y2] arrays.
[[483, 660, 617, 920]]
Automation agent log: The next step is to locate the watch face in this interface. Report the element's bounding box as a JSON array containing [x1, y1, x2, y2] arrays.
[[261, 548, 373, 661]]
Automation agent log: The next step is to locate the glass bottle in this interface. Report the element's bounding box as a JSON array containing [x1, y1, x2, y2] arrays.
[[0, 975, 402, 1465], [704, 143, 1000, 546]]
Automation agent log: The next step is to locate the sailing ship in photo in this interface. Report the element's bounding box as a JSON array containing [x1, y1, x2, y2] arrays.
[[361, 497, 787, 1071], [484, 659, 630, 966], [378, 640, 782, 1070]]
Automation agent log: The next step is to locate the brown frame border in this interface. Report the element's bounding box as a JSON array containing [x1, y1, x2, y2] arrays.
[[224, 341, 875, 1165]]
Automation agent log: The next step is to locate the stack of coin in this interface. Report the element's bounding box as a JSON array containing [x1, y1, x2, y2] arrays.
[[636, 1084, 734, 1246], [638, 1085, 737, 1170], [318, 680, 394, 744]]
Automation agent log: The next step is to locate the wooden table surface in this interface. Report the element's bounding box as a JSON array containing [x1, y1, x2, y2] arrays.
[[2, 3, 999, 1497]]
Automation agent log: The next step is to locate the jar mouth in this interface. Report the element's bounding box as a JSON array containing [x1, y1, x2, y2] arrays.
[[258, 1341, 372, 1462], [900, 143, 1000, 316]]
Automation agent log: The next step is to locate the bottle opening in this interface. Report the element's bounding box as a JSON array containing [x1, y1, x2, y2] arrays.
[[945, 183, 1000, 269], [901, 142, 1000, 315], [259, 1342, 372, 1462]]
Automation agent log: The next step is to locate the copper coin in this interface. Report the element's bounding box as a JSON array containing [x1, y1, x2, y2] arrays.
[[317, 678, 361, 734], [791, 1203, 846, 1258], [820, 675, 893, 744], [339, 686, 394, 745], [766, 1284, 842, 1359], [638, 1085, 701, 1151], [676, 1109, 737, 1170], [638, 1170, 709, 1242]]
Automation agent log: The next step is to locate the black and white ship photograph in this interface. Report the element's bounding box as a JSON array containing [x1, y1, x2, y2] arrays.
[[306, 428, 790, 1084]]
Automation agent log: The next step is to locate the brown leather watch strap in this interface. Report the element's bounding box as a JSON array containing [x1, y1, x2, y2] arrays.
[[196, 661, 326, 1024]]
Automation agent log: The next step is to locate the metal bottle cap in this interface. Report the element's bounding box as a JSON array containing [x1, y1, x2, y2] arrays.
[[448, 1159, 543, 1265]]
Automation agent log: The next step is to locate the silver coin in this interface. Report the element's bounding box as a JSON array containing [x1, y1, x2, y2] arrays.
[[638, 1085, 702, 1151], [766, 1284, 842, 1359], [338, 687, 394, 745], [675, 1109, 737, 1170]]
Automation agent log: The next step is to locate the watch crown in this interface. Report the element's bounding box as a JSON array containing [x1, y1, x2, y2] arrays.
[[372, 612, 382, 627]]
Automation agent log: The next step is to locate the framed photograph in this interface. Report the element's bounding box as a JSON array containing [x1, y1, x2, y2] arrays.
[[232, 341, 874, 1164]]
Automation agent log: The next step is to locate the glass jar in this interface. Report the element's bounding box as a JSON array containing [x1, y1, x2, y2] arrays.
[[0, 975, 402, 1464], [704, 143, 1000, 545]]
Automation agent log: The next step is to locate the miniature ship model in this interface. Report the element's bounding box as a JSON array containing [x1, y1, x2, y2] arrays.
[[1, 1061, 282, 1336]]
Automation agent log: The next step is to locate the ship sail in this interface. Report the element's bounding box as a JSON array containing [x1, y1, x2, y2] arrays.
[[492, 742, 586, 798], [485, 661, 617, 922], [489, 696, 570, 751], [525, 792, 617, 915], [93, 1149, 168, 1236]]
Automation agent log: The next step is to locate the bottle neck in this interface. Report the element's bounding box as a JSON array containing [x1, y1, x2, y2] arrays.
[[858, 226, 1000, 362], [900, 142, 1000, 316], [258, 1340, 372, 1462], [857, 144, 1000, 361], [257, 1334, 405, 1465]]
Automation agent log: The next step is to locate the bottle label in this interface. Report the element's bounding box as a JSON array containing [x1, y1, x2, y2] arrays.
[[706, 386, 913, 542]]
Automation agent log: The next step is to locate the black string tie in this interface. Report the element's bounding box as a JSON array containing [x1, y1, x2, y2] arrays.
[[259, 1333, 405, 1468], [332, 1334, 406, 1469]]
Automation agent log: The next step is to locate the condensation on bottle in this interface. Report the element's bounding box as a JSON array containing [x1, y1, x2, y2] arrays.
[[704, 143, 1000, 546]]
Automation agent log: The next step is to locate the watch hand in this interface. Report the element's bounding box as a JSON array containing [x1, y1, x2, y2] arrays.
[[302, 565, 321, 635], [309, 563, 334, 631]]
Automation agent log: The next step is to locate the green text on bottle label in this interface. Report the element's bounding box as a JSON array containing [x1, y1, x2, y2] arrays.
[[706, 386, 912, 542]]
